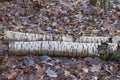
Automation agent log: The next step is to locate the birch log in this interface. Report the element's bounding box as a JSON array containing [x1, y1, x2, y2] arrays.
[[9, 41, 119, 57], [75, 36, 110, 43], [4, 30, 120, 43], [112, 36, 120, 43], [4, 30, 54, 41]]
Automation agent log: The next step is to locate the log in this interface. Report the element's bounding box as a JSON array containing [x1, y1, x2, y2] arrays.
[[4, 30, 54, 41], [4, 31, 120, 43], [9, 41, 119, 57], [4, 30, 75, 42], [112, 36, 120, 43], [75, 36, 110, 43]]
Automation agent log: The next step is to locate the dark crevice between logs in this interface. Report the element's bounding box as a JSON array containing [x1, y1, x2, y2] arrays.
[[109, 44, 120, 61], [98, 43, 120, 61], [108, 37, 112, 43], [98, 43, 109, 60]]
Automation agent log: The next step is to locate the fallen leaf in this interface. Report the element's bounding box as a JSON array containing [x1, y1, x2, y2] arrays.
[[64, 70, 71, 76], [90, 65, 101, 72], [7, 71, 17, 80], [46, 12, 54, 17], [15, 11, 20, 16], [82, 68, 89, 73], [24, 57, 35, 67], [46, 69, 57, 78], [110, 66, 113, 71], [7, 58, 19, 68], [35, 64, 45, 75]]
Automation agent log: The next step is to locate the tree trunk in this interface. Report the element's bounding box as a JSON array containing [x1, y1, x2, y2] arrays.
[[4, 31, 120, 43], [9, 41, 119, 57]]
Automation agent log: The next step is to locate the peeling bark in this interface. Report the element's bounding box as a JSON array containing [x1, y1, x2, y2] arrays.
[[9, 41, 119, 57], [4, 31, 120, 43]]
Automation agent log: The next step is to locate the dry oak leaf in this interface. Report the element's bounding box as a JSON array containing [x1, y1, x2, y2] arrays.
[[64, 70, 71, 76], [82, 68, 89, 73], [90, 65, 101, 72]]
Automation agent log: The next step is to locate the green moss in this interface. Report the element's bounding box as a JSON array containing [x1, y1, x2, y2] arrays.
[[0, 0, 12, 2], [89, 0, 97, 6], [99, 51, 120, 61], [99, 54, 107, 61], [110, 51, 120, 61]]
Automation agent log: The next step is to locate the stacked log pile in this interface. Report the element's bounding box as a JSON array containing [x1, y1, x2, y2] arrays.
[[4, 31, 120, 58]]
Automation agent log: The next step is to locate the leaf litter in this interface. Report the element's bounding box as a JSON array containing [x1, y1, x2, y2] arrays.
[[0, 0, 120, 79]]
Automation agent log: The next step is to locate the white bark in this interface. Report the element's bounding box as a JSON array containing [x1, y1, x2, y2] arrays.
[[4, 31, 120, 43], [75, 36, 110, 43], [9, 41, 119, 57], [4, 30, 75, 42], [112, 36, 120, 43], [4, 30, 53, 41]]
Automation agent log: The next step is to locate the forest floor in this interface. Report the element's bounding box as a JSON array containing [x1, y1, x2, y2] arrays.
[[0, 0, 120, 80]]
